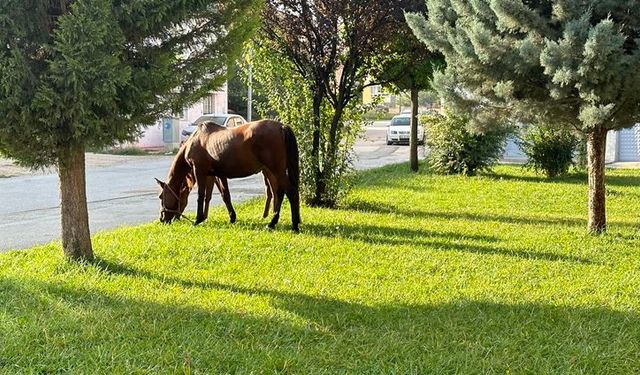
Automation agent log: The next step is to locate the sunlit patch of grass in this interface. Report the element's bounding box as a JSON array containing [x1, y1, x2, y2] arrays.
[[1, 164, 640, 373]]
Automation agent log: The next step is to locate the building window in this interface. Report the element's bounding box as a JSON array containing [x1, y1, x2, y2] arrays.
[[370, 85, 382, 97], [203, 94, 216, 114]]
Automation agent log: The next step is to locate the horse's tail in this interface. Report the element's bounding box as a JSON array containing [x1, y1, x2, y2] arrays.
[[283, 125, 299, 190], [283, 125, 301, 230]]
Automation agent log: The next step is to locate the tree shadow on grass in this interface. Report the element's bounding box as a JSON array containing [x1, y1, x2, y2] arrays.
[[3, 270, 638, 373], [225, 217, 594, 264], [481, 170, 640, 187], [299, 222, 596, 265], [345, 198, 590, 227]]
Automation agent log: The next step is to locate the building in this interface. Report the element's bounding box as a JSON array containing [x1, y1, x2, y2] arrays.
[[135, 86, 228, 149], [606, 126, 640, 162], [502, 126, 640, 163], [362, 85, 394, 107]]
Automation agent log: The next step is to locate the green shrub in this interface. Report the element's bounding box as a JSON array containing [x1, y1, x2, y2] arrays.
[[518, 125, 578, 178], [422, 112, 511, 176], [362, 109, 395, 121]]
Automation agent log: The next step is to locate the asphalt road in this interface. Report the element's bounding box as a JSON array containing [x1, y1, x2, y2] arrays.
[[1, 121, 423, 252]]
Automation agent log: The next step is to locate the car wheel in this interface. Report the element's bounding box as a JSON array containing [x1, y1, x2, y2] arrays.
[[386, 139, 393, 145]]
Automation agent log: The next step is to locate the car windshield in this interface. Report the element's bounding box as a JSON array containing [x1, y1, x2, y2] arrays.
[[391, 117, 410, 126], [194, 116, 228, 126]]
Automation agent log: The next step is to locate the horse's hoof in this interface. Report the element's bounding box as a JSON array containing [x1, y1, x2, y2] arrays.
[[266, 224, 275, 231], [292, 226, 300, 233], [229, 216, 237, 224]]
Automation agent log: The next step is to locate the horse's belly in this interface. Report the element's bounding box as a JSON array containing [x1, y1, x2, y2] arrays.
[[215, 169, 258, 179], [210, 160, 261, 179]]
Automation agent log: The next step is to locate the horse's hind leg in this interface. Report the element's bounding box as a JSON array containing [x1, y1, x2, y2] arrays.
[[262, 171, 280, 229], [268, 188, 285, 230], [215, 177, 236, 224], [285, 185, 301, 232], [262, 173, 273, 219], [265, 171, 287, 230]]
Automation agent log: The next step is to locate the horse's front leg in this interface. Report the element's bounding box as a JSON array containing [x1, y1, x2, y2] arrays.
[[215, 177, 236, 223], [204, 176, 215, 219], [194, 168, 209, 225]]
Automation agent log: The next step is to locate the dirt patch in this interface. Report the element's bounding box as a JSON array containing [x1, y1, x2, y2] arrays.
[[0, 153, 169, 178]]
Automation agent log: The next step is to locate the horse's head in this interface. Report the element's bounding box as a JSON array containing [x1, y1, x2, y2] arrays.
[[155, 178, 190, 224]]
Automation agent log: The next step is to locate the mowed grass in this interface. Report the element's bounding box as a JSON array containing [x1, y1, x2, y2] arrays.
[[2, 164, 640, 373]]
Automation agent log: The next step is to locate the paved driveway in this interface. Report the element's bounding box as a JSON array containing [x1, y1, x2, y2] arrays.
[[0, 121, 423, 252]]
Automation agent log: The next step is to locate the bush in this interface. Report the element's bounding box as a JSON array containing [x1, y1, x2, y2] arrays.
[[519, 125, 578, 178], [362, 109, 395, 121], [246, 41, 366, 207], [422, 112, 511, 176]]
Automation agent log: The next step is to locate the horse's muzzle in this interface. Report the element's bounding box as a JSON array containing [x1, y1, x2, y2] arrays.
[[159, 211, 176, 224]]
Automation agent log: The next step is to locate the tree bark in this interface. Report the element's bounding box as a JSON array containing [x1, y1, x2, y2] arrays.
[[311, 104, 344, 207], [311, 91, 325, 206], [58, 142, 94, 261], [586, 127, 607, 234], [410, 86, 419, 172]]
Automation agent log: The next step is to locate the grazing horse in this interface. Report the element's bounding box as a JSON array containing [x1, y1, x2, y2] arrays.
[[156, 120, 300, 231]]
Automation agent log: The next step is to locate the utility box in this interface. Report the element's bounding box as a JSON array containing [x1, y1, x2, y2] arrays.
[[162, 117, 180, 151]]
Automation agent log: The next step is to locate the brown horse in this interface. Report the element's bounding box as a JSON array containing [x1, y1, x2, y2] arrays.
[[155, 120, 300, 231]]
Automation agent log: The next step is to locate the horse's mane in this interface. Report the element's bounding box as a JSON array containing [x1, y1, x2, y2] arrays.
[[167, 141, 195, 191]]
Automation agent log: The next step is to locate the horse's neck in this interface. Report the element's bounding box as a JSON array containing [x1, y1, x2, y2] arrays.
[[167, 146, 194, 190]]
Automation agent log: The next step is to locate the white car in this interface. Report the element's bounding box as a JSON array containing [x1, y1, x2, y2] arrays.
[[180, 114, 247, 143], [386, 114, 424, 145]]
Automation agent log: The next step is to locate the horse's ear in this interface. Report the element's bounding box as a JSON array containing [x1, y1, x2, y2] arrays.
[[154, 178, 165, 188]]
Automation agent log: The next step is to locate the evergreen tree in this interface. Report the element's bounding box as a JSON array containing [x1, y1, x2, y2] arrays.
[[0, 0, 260, 260], [407, 0, 640, 233]]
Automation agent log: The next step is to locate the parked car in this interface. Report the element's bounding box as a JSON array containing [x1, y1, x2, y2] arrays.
[[180, 114, 247, 143], [386, 114, 425, 145]]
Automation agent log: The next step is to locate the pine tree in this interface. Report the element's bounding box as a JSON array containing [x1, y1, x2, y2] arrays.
[[0, 0, 260, 260], [407, 0, 640, 233]]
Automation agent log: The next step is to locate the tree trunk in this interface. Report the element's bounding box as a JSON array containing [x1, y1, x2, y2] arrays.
[[58, 142, 94, 261], [311, 92, 325, 206], [586, 127, 607, 234], [410, 86, 419, 172], [311, 104, 344, 207]]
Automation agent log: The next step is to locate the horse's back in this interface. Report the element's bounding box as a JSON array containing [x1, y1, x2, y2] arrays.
[[188, 119, 289, 179], [198, 121, 227, 134], [238, 119, 284, 138], [243, 120, 288, 171]]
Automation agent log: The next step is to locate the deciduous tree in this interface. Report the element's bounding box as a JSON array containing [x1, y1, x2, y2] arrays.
[[261, 0, 401, 207], [373, 0, 442, 172]]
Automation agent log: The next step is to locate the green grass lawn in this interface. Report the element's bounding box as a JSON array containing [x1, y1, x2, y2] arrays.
[[2, 164, 640, 373]]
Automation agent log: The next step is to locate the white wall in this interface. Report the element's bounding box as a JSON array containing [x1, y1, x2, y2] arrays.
[[135, 86, 228, 149], [605, 130, 617, 163]]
